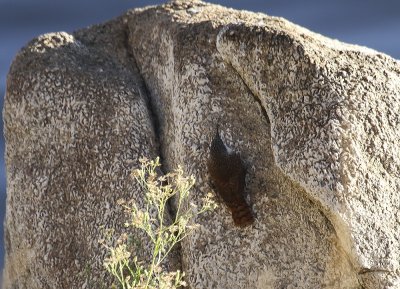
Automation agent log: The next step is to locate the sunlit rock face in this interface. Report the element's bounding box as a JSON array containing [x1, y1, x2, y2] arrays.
[[3, 1, 400, 288]]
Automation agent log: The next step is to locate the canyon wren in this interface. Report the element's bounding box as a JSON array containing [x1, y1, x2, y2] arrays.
[[207, 130, 254, 227]]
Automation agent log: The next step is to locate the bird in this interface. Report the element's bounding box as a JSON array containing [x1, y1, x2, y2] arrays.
[[207, 129, 254, 227]]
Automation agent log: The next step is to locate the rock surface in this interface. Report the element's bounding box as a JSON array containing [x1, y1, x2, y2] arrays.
[[2, 19, 165, 288], [3, 0, 400, 288]]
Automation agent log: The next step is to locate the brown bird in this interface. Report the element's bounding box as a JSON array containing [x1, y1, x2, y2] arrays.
[[207, 130, 254, 227]]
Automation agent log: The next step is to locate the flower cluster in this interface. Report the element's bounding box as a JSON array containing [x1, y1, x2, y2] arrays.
[[102, 157, 217, 289]]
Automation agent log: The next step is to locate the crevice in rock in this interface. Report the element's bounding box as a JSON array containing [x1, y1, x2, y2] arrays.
[[122, 23, 164, 167], [215, 27, 270, 126], [245, 89, 270, 125], [122, 20, 179, 218], [228, 62, 270, 125], [122, 20, 184, 272], [220, 47, 362, 283], [359, 268, 390, 274]]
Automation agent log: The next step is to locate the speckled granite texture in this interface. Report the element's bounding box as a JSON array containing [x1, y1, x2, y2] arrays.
[[3, 1, 400, 288]]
